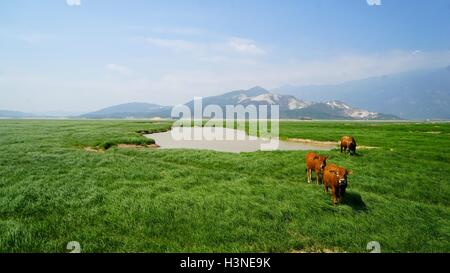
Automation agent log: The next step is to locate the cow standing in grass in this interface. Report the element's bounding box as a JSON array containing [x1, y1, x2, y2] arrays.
[[323, 164, 352, 205], [305, 152, 327, 185], [340, 136, 357, 155]]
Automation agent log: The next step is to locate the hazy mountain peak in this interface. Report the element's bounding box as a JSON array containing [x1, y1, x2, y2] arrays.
[[238, 86, 270, 97], [234, 91, 310, 110], [273, 67, 450, 119], [0, 110, 31, 118], [247, 86, 269, 93], [80, 102, 171, 119]]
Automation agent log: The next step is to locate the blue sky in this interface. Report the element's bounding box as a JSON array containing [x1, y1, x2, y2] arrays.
[[1, 0, 450, 112]]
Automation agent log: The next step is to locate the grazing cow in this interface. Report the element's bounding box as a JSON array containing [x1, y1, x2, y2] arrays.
[[305, 152, 328, 185], [323, 164, 352, 205], [340, 136, 357, 155]]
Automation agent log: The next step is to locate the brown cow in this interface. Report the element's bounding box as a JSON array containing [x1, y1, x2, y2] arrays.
[[305, 152, 327, 185], [340, 136, 357, 155], [323, 164, 352, 205]]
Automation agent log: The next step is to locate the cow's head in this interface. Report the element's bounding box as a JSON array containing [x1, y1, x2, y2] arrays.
[[315, 155, 328, 171], [330, 168, 352, 188], [349, 142, 357, 155]]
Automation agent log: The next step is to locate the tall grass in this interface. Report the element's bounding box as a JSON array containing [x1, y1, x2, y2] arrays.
[[0, 119, 448, 252]]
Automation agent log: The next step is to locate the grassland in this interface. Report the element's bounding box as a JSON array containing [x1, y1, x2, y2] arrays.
[[0, 119, 449, 252]]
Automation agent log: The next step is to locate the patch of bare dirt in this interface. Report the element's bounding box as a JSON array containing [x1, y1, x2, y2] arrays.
[[84, 144, 159, 152], [287, 138, 339, 147], [358, 145, 380, 150], [84, 147, 104, 153], [117, 144, 160, 149]]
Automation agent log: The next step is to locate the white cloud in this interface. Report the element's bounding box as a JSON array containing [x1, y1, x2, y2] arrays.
[[66, 0, 81, 6], [150, 50, 450, 101], [367, 0, 382, 6], [228, 38, 266, 55], [4, 49, 450, 111], [105, 64, 132, 76], [283, 50, 450, 85], [144, 36, 266, 57], [145, 37, 198, 52], [109, 50, 450, 105]]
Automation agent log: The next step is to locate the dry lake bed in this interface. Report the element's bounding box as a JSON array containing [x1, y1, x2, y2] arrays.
[[145, 127, 335, 153]]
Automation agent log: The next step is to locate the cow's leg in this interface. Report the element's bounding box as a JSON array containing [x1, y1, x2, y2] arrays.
[[316, 169, 320, 185], [324, 183, 328, 193], [307, 169, 311, 183], [340, 145, 343, 153], [331, 187, 337, 205]]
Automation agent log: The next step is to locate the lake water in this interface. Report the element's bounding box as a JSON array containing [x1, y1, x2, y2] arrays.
[[144, 127, 335, 153]]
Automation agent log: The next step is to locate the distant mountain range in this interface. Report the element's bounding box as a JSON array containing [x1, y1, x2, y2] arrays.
[[78, 86, 399, 120], [0, 110, 83, 118], [2, 66, 450, 120], [80, 102, 171, 119], [273, 66, 450, 120], [182, 86, 398, 120], [0, 110, 30, 118]]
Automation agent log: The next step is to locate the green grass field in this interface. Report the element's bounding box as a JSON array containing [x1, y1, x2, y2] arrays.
[[0, 119, 449, 253]]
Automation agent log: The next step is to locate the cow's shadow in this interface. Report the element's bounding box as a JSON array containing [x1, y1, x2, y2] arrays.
[[343, 192, 368, 212]]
